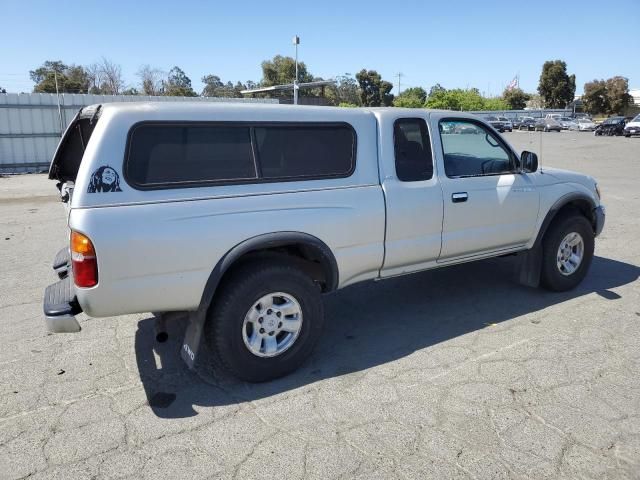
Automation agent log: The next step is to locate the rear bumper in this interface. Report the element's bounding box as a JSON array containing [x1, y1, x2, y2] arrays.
[[44, 270, 82, 333], [594, 205, 605, 237]]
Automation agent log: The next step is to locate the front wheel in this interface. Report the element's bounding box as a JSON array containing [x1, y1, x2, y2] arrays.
[[540, 213, 594, 292], [206, 260, 324, 382]]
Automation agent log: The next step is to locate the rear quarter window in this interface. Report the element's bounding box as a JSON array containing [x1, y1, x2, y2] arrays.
[[125, 122, 356, 189]]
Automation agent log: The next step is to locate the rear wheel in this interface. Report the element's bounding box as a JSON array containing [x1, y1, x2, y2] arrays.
[[540, 213, 594, 292], [206, 260, 324, 382]]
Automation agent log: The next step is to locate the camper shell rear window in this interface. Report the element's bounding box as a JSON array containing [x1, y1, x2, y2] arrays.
[[48, 105, 102, 182], [124, 121, 357, 189]]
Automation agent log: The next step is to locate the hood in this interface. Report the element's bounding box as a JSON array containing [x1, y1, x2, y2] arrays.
[[537, 166, 597, 191], [625, 121, 640, 129]]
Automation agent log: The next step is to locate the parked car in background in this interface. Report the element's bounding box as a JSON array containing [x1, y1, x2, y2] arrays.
[[595, 117, 626, 136], [519, 118, 536, 131], [512, 117, 524, 129], [498, 116, 513, 132], [535, 118, 562, 132], [454, 123, 481, 134], [623, 114, 640, 137], [570, 118, 596, 132], [558, 117, 577, 130], [484, 115, 506, 132]]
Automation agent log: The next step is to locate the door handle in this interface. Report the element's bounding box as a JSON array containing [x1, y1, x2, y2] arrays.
[[452, 192, 468, 203]]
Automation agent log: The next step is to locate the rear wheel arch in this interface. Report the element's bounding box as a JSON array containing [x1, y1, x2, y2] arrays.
[[199, 232, 338, 313]]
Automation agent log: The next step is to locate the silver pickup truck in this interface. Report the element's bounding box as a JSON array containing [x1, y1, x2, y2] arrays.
[[45, 103, 605, 382]]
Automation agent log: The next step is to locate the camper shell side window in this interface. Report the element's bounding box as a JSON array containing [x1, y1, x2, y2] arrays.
[[124, 121, 357, 190]]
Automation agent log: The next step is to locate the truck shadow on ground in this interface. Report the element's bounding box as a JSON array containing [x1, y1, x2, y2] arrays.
[[134, 255, 639, 418]]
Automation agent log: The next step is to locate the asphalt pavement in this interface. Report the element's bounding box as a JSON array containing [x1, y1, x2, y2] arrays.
[[0, 131, 638, 479]]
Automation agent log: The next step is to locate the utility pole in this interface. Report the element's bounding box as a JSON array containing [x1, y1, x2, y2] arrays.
[[293, 35, 300, 105], [396, 72, 403, 96], [54, 71, 64, 136]]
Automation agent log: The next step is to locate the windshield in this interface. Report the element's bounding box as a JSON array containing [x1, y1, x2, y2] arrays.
[[633, 115, 640, 122], [578, 119, 591, 124], [604, 118, 622, 124]]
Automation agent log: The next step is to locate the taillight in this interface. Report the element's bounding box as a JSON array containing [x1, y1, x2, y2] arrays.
[[71, 231, 98, 288]]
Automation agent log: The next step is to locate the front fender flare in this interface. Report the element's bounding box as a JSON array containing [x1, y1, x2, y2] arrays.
[[518, 192, 597, 289], [532, 192, 597, 249]]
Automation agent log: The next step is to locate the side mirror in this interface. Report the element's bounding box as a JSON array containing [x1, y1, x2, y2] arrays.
[[521, 151, 538, 173]]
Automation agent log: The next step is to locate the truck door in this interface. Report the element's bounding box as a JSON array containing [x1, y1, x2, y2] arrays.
[[432, 115, 540, 260], [379, 115, 444, 277]]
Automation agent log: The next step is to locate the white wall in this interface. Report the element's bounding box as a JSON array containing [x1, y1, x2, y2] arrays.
[[0, 93, 277, 172]]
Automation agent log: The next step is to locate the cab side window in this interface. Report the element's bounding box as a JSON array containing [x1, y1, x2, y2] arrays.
[[393, 118, 433, 181], [439, 120, 515, 178]]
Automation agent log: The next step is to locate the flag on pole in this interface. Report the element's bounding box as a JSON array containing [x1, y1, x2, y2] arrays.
[[506, 76, 518, 91]]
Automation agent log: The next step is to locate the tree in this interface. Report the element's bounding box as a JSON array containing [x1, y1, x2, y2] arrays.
[[425, 88, 484, 110], [502, 88, 531, 110], [394, 87, 427, 108], [96, 58, 124, 95], [201, 74, 224, 96], [355, 69, 394, 107], [484, 97, 509, 111], [121, 87, 140, 95], [325, 74, 361, 106], [201, 75, 242, 98], [537, 60, 576, 108], [582, 80, 609, 115], [605, 76, 632, 114], [164, 66, 197, 97], [582, 77, 632, 115], [261, 55, 313, 87], [85, 58, 124, 95], [526, 94, 544, 109], [424, 87, 508, 111], [137, 65, 165, 96], [234, 81, 247, 97], [428, 83, 446, 98], [30, 60, 89, 93]]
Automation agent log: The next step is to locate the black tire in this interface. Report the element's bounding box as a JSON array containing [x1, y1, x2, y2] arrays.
[[206, 259, 324, 382], [540, 213, 594, 292]]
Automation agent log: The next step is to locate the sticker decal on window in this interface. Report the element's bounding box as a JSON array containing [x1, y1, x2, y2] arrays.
[[87, 166, 122, 193]]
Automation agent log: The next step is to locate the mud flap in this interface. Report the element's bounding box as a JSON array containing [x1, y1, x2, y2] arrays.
[[515, 245, 542, 288], [180, 310, 207, 370]]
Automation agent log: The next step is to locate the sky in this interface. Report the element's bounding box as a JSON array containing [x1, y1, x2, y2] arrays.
[[1, 0, 639, 97]]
